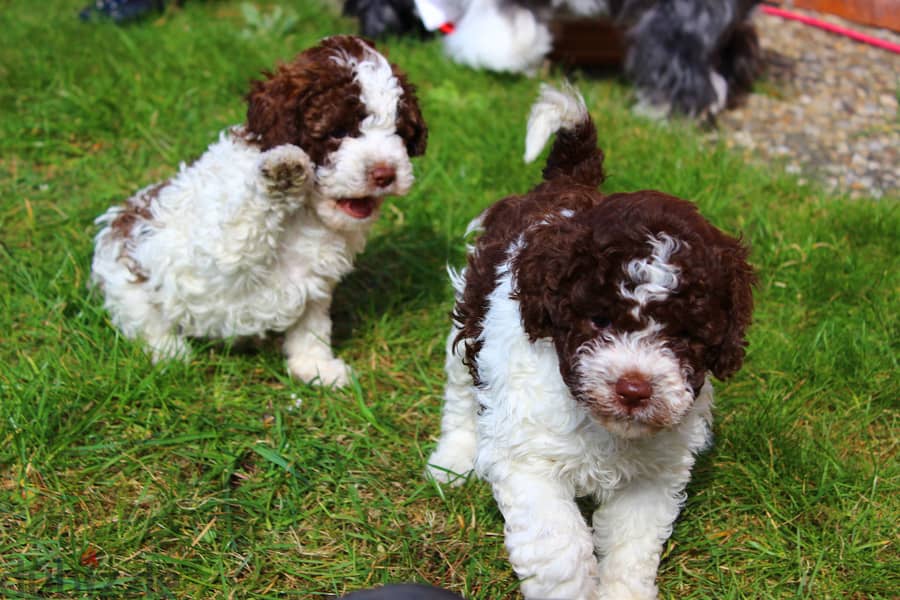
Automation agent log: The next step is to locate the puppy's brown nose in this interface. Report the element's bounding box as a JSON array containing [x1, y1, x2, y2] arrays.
[[615, 374, 652, 408], [369, 164, 396, 188]]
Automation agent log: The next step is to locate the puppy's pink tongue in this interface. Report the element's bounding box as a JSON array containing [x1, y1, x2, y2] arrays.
[[337, 197, 377, 219]]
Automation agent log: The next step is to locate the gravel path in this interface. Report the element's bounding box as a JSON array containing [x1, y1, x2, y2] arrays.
[[336, 2, 897, 198], [713, 7, 899, 199]]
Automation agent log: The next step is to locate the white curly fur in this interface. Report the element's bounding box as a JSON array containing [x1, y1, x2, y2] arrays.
[[442, 0, 553, 75], [524, 82, 590, 163]]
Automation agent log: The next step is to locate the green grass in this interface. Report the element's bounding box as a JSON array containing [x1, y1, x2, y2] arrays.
[[1, 1, 897, 598]]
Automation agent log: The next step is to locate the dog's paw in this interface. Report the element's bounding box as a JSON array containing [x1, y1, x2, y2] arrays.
[[147, 334, 192, 364], [707, 70, 728, 116], [426, 437, 476, 486], [631, 94, 671, 121], [259, 144, 314, 201], [287, 355, 352, 388]]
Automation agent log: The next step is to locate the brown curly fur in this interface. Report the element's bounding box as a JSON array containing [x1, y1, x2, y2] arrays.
[[511, 191, 755, 395], [244, 35, 427, 165], [453, 109, 754, 398]]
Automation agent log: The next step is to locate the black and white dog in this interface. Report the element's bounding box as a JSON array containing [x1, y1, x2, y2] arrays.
[[343, 0, 762, 118]]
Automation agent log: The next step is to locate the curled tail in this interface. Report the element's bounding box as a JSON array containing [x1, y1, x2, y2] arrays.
[[523, 83, 605, 188]]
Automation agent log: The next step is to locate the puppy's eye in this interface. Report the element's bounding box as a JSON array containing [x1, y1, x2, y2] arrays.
[[591, 316, 612, 329]]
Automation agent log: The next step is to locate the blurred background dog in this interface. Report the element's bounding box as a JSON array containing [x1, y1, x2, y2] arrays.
[[344, 0, 762, 118]]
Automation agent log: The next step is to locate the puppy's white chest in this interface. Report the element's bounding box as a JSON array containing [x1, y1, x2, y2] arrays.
[[279, 213, 362, 284]]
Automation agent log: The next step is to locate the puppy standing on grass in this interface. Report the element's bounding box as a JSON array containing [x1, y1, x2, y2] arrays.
[[91, 35, 427, 386], [427, 84, 754, 599]]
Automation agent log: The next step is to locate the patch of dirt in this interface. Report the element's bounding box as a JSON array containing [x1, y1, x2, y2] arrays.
[[713, 7, 899, 199]]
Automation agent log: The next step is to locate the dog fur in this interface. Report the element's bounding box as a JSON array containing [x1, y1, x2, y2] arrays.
[[91, 35, 427, 386], [343, 0, 430, 38], [345, 0, 762, 118], [427, 84, 754, 599]]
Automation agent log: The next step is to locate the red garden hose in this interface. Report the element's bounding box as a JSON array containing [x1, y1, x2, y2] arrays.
[[760, 4, 900, 54]]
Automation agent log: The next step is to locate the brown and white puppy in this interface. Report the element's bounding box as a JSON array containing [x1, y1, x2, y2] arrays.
[[92, 35, 426, 386], [427, 84, 754, 599]]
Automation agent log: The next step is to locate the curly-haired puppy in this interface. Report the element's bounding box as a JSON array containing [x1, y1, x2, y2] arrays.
[[91, 35, 427, 386], [427, 84, 754, 599]]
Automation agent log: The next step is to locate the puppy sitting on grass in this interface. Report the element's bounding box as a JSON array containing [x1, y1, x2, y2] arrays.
[[427, 84, 754, 599], [91, 35, 426, 386]]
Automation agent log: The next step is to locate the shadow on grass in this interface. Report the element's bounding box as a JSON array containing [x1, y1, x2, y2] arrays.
[[331, 221, 455, 346]]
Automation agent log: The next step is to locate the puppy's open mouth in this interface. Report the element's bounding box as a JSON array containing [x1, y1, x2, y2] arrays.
[[336, 196, 381, 219]]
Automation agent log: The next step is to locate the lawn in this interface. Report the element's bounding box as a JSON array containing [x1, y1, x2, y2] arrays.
[[0, 1, 897, 598]]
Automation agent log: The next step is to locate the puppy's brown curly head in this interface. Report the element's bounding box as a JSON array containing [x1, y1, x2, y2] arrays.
[[245, 35, 426, 164], [514, 190, 755, 381], [515, 190, 754, 435], [456, 186, 755, 437], [244, 35, 427, 227]]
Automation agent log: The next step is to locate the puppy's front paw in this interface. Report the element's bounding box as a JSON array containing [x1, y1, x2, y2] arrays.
[[147, 334, 192, 364], [426, 435, 477, 486], [287, 356, 352, 388], [259, 144, 314, 200]]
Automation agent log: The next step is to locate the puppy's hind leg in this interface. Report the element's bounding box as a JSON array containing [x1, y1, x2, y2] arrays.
[[92, 233, 190, 363], [143, 321, 191, 364], [426, 326, 479, 486], [100, 278, 189, 363]]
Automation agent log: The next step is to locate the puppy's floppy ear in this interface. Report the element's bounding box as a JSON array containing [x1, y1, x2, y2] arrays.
[[512, 219, 595, 340], [246, 60, 309, 151], [394, 70, 428, 157], [707, 236, 755, 380]]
